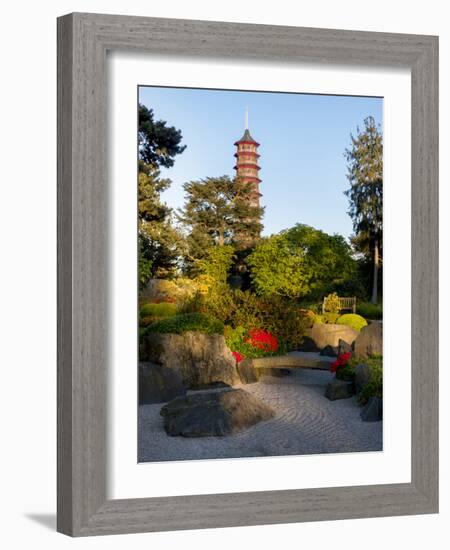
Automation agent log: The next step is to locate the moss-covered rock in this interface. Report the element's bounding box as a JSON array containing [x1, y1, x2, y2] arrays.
[[140, 331, 240, 388]]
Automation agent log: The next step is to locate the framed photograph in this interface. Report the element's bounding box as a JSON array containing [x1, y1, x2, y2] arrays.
[[57, 13, 438, 536]]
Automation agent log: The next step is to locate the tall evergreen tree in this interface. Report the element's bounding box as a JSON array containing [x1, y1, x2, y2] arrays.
[[139, 104, 186, 168], [344, 116, 383, 304], [178, 175, 264, 271], [138, 104, 186, 283]]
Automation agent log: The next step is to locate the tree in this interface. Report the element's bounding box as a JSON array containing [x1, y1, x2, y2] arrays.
[[344, 116, 383, 304], [245, 234, 309, 298], [138, 104, 186, 279], [178, 176, 264, 271], [246, 224, 357, 300], [197, 245, 236, 285], [139, 104, 186, 168]]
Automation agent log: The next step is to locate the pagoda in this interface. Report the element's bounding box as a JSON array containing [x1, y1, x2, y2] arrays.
[[234, 111, 261, 209]]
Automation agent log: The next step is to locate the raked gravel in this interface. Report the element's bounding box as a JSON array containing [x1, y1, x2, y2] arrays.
[[138, 368, 382, 462]]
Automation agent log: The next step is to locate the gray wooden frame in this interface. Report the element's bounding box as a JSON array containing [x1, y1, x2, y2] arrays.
[[57, 12, 438, 537]]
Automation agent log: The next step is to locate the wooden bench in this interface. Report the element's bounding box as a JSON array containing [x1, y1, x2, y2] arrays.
[[322, 296, 356, 314]]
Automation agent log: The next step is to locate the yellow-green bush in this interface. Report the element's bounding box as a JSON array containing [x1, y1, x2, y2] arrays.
[[336, 313, 368, 332], [139, 302, 178, 318], [322, 292, 341, 314], [139, 302, 178, 327], [310, 312, 340, 325]]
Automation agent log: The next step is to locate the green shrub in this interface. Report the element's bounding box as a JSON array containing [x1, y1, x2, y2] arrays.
[[322, 292, 341, 314], [197, 245, 235, 284], [260, 296, 310, 349], [178, 285, 309, 348], [139, 302, 178, 327], [336, 313, 368, 332], [311, 312, 340, 325], [356, 302, 383, 320], [336, 362, 356, 381], [224, 325, 285, 360], [353, 355, 383, 405], [139, 302, 178, 318], [323, 312, 340, 324], [299, 302, 321, 314], [145, 312, 224, 335]]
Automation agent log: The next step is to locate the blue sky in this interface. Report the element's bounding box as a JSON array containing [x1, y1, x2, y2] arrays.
[[139, 86, 382, 240]]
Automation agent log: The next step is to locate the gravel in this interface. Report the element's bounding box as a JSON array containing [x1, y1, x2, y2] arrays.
[[138, 369, 382, 462]]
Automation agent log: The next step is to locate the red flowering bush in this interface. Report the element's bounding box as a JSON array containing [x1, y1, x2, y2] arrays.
[[330, 352, 351, 373], [231, 351, 244, 363], [225, 326, 282, 363], [245, 329, 279, 354]]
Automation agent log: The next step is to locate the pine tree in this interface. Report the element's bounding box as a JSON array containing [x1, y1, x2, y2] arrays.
[[138, 104, 186, 283], [178, 175, 264, 271], [344, 116, 383, 304]]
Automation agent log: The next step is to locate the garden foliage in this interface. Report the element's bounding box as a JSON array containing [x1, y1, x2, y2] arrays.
[[322, 292, 341, 314], [246, 224, 358, 300], [336, 313, 368, 332], [330, 353, 383, 405], [145, 312, 224, 335], [139, 302, 178, 327], [225, 326, 283, 362], [182, 285, 309, 349], [356, 354, 383, 405], [356, 302, 383, 320]]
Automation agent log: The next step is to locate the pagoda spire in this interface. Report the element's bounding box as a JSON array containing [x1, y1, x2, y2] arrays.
[[234, 117, 261, 208]]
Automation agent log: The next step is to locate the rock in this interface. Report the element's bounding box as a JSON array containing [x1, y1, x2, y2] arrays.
[[139, 362, 186, 404], [297, 335, 320, 353], [338, 339, 353, 356], [311, 323, 358, 350], [325, 378, 355, 400], [360, 396, 383, 422], [141, 331, 241, 388], [160, 389, 275, 437], [237, 359, 259, 384], [354, 321, 383, 359], [354, 363, 372, 394], [320, 344, 338, 357]]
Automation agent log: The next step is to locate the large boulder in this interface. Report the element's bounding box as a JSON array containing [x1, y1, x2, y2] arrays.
[[320, 344, 338, 357], [297, 336, 320, 352], [141, 332, 241, 389], [354, 321, 383, 359], [297, 328, 320, 352], [354, 363, 372, 394], [325, 378, 355, 400], [160, 389, 275, 437], [311, 323, 358, 350], [236, 359, 260, 384], [338, 339, 353, 356], [139, 362, 186, 404], [360, 396, 383, 422]]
